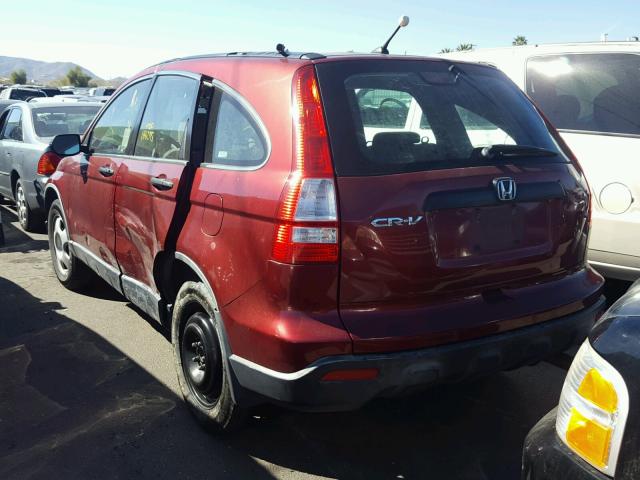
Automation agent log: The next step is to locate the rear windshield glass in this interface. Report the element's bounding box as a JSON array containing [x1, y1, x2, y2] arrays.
[[316, 60, 562, 176], [527, 53, 640, 136], [10, 89, 46, 101], [32, 105, 100, 138]]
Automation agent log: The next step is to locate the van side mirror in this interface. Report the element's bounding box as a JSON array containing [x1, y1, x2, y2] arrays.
[[51, 134, 81, 156]]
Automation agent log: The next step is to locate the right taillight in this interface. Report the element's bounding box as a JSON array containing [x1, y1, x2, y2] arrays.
[[37, 151, 61, 176], [271, 65, 338, 264]]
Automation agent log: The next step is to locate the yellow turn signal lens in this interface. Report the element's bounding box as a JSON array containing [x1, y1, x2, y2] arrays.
[[578, 368, 618, 413], [566, 408, 612, 469]]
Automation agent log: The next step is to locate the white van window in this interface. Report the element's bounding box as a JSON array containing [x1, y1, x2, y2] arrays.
[[527, 54, 640, 136]]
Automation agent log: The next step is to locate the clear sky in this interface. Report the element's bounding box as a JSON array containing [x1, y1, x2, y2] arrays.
[[1, 0, 639, 79]]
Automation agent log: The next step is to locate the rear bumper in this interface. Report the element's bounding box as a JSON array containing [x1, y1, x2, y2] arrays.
[[229, 296, 606, 411], [522, 409, 607, 480]]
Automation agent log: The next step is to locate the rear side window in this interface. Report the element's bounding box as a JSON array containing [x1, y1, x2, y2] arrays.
[[2, 109, 23, 141], [527, 53, 640, 136], [134, 75, 199, 160], [32, 105, 100, 138], [209, 92, 267, 168], [317, 60, 560, 176], [90, 79, 151, 155]]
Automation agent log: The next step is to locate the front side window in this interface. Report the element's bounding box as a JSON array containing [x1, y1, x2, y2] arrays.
[[134, 76, 199, 160], [209, 92, 267, 168], [32, 105, 100, 138], [527, 54, 640, 135], [90, 79, 151, 155], [2, 109, 23, 141]]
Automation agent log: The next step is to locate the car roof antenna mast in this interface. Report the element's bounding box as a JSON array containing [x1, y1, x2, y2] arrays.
[[373, 15, 410, 54]]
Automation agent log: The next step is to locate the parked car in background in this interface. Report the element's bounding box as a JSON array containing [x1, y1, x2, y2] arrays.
[[0, 86, 46, 101], [45, 51, 604, 431], [523, 279, 640, 479], [0, 99, 21, 116], [441, 42, 640, 281], [30, 95, 107, 104], [72, 87, 90, 96], [88, 87, 115, 97], [0, 101, 101, 230], [28, 86, 64, 97]]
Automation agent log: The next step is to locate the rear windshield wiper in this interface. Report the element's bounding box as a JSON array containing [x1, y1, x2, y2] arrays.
[[476, 144, 559, 159]]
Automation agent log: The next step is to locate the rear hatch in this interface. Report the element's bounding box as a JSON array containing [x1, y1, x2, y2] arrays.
[[316, 58, 592, 352]]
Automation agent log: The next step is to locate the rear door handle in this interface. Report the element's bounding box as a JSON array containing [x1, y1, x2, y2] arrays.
[[98, 165, 114, 177], [151, 177, 174, 190]]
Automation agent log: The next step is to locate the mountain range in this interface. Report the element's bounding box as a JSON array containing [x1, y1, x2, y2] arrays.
[[0, 55, 113, 85]]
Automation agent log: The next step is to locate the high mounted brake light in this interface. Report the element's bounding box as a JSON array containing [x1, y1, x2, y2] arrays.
[[271, 65, 338, 264]]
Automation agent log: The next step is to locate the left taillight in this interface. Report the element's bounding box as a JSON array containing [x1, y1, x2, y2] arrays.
[[37, 152, 61, 176], [271, 65, 339, 264]]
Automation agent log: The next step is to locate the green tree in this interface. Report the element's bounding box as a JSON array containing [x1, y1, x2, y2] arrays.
[[439, 48, 453, 53], [65, 66, 92, 87], [513, 35, 528, 46], [9, 69, 27, 84], [456, 43, 474, 51]]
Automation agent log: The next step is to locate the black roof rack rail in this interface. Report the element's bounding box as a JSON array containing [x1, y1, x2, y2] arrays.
[[152, 51, 326, 68], [224, 51, 326, 60]]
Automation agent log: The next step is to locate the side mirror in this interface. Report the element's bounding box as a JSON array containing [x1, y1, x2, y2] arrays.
[[51, 134, 81, 156]]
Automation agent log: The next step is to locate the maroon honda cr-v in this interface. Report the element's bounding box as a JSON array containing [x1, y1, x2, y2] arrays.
[[44, 51, 605, 430]]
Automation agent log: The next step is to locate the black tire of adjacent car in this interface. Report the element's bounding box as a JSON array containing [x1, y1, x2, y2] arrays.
[[15, 179, 44, 232], [47, 199, 93, 291], [171, 281, 245, 432]]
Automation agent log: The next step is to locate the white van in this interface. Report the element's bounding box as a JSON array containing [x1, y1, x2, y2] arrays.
[[442, 42, 640, 281]]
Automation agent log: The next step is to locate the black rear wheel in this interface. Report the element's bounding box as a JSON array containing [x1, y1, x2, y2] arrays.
[[180, 312, 224, 407], [172, 281, 246, 431]]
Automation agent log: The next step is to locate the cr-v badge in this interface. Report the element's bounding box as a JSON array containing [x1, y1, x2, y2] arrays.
[[493, 177, 517, 201], [371, 216, 424, 228]]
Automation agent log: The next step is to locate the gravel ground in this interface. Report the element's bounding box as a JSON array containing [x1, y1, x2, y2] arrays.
[[0, 203, 630, 480]]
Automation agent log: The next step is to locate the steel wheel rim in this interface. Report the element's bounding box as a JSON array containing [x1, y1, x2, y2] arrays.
[[180, 314, 222, 407], [16, 185, 27, 225], [52, 213, 71, 275]]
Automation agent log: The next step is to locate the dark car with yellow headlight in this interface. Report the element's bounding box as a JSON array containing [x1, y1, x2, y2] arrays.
[[523, 280, 640, 479]]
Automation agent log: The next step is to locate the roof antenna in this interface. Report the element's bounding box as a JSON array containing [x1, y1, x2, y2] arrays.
[[373, 15, 410, 54], [276, 43, 290, 57]]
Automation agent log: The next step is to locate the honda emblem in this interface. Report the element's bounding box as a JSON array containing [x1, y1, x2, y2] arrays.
[[493, 177, 517, 201]]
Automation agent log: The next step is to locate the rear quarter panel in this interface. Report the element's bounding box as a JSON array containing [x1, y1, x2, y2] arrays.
[[172, 58, 301, 306]]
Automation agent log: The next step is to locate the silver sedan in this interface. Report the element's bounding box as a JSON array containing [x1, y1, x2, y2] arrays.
[[0, 101, 101, 231]]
